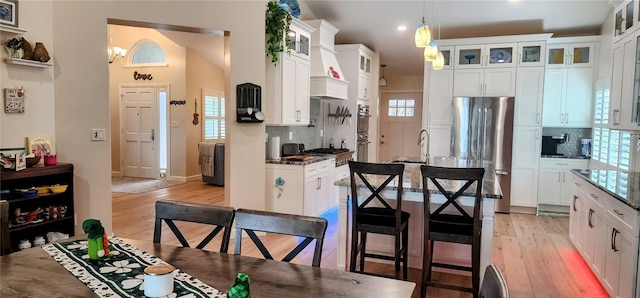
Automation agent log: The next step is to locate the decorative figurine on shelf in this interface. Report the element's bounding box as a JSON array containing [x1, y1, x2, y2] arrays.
[[329, 66, 340, 79], [20, 37, 33, 60], [32, 42, 50, 63], [228, 272, 251, 298], [82, 219, 111, 260]]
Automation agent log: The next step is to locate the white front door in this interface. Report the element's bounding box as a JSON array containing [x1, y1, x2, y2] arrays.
[[121, 86, 158, 178], [379, 92, 423, 162]]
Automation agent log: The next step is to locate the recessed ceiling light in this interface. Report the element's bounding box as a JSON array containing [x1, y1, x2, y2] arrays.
[[397, 26, 407, 31]]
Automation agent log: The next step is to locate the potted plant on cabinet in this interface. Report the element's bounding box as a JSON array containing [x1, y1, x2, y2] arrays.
[[265, 1, 292, 66]]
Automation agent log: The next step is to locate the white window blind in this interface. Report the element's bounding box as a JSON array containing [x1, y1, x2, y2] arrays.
[[203, 91, 225, 141], [609, 130, 620, 167], [619, 131, 631, 170], [592, 128, 601, 162]]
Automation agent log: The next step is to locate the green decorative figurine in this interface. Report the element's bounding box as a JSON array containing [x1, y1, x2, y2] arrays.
[[82, 219, 111, 260], [228, 272, 251, 298]]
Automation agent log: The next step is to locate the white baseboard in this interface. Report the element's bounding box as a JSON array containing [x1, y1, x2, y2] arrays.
[[509, 206, 537, 215]]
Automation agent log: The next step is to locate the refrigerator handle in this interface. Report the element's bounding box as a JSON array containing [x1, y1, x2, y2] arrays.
[[477, 107, 482, 159], [483, 107, 489, 161]]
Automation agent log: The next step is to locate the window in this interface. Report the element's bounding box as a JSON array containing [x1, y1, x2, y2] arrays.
[[387, 98, 415, 117], [130, 40, 167, 66], [203, 90, 225, 141]]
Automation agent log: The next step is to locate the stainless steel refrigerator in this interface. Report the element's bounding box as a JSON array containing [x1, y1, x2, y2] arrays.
[[451, 97, 514, 213]]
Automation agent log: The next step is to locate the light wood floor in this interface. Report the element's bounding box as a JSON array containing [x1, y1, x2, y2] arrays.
[[112, 181, 609, 298]]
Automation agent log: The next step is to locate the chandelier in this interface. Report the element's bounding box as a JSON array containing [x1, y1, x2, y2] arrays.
[[108, 37, 127, 64], [414, 0, 431, 47]]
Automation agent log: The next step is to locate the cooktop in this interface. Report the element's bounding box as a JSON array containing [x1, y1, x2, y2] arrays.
[[305, 148, 350, 154]]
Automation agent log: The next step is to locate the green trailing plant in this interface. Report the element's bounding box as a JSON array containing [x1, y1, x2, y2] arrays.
[[265, 1, 292, 66]]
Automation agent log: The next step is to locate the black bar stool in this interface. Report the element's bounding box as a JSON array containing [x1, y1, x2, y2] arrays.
[[419, 165, 485, 298], [348, 161, 410, 280]]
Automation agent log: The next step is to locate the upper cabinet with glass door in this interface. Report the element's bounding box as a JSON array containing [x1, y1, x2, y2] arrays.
[[546, 42, 595, 68], [612, 0, 638, 43], [286, 18, 312, 60], [517, 41, 546, 67], [454, 43, 517, 69]]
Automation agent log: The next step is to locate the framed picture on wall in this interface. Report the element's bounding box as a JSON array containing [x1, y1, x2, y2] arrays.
[[0, 0, 18, 28], [4, 88, 24, 113]]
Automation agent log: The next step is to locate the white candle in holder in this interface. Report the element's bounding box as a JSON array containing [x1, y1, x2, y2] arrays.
[[144, 264, 175, 297]]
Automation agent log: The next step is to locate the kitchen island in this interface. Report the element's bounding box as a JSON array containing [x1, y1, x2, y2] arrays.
[[335, 159, 502, 280]]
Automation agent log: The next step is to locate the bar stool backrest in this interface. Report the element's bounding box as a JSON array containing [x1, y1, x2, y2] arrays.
[[348, 161, 405, 226]]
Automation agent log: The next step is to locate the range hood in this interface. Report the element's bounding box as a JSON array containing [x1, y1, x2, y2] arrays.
[[303, 20, 349, 100]]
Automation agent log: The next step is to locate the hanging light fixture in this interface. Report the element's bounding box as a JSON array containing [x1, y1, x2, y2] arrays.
[[432, 5, 445, 70], [414, 0, 430, 48], [379, 64, 388, 87], [107, 26, 127, 64], [424, 2, 438, 61], [424, 40, 438, 61], [432, 52, 445, 70]]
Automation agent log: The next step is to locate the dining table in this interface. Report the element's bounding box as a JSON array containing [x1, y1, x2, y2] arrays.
[[0, 236, 416, 297]]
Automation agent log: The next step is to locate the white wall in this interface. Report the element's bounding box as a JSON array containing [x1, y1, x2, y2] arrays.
[[0, 1, 55, 149], [48, 1, 267, 233]]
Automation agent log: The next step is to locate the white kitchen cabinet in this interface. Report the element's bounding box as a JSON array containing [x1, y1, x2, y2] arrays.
[[517, 41, 546, 67], [426, 69, 454, 125], [265, 18, 314, 125], [609, 34, 637, 129], [603, 217, 637, 298], [266, 159, 335, 217], [612, 0, 638, 43], [335, 44, 373, 102], [542, 67, 593, 127], [514, 67, 544, 126], [537, 159, 588, 206], [510, 127, 540, 207], [286, 20, 311, 59], [266, 164, 305, 215], [436, 46, 454, 70], [426, 124, 452, 158], [454, 43, 518, 69], [569, 190, 585, 250], [453, 68, 516, 97], [571, 174, 640, 297], [546, 42, 595, 68]]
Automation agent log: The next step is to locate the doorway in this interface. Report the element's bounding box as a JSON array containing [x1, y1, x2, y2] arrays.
[[119, 84, 169, 179], [378, 92, 423, 162]]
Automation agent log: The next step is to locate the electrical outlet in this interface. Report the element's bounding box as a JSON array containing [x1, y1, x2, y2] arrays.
[[320, 129, 324, 137], [265, 132, 269, 142], [288, 131, 293, 140]]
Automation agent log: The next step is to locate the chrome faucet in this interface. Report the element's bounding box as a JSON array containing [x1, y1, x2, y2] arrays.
[[418, 129, 430, 163]]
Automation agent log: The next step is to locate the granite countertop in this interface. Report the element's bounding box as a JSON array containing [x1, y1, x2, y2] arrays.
[[571, 169, 640, 210], [335, 158, 502, 199], [266, 154, 335, 166], [541, 155, 590, 159]]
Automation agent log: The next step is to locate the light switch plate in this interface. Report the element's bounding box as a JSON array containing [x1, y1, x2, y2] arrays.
[[288, 131, 293, 140], [91, 128, 106, 141]]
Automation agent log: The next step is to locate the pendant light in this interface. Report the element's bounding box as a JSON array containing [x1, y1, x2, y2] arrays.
[[432, 52, 445, 70], [431, 5, 445, 70], [423, 3, 437, 61], [414, 0, 430, 48], [379, 64, 388, 87], [424, 40, 438, 61]]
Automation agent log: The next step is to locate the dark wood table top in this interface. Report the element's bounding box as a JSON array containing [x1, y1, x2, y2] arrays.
[[0, 237, 416, 297]]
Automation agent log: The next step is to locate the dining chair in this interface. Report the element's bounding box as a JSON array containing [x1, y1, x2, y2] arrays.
[[479, 264, 509, 298], [348, 161, 409, 280], [153, 200, 235, 253], [233, 208, 328, 267], [420, 165, 485, 298], [0, 200, 10, 255]]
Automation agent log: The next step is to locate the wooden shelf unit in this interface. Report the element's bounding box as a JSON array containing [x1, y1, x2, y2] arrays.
[[4, 58, 53, 68], [0, 163, 74, 253]]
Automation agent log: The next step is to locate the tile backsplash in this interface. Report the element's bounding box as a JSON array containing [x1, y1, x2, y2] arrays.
[[542, 127, 592, 156], [265, 99, 324, 158]]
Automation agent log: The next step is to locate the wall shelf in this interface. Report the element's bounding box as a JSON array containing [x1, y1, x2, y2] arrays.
[[0, 25, 27, 34], [4, 58, 53, 68]]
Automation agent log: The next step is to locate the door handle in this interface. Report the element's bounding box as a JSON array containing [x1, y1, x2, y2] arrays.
[[588, 209, 594, 228], [613, 110, 620, 125], [612, 228, 619, 252], [151, 129, 155, 141], [572, 196, 577, 212]]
